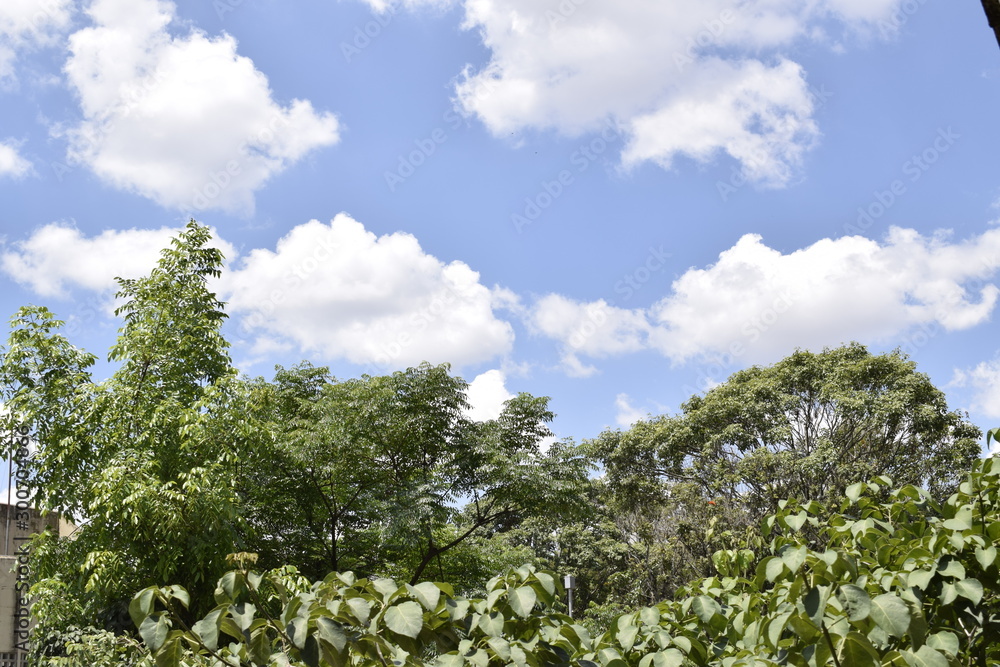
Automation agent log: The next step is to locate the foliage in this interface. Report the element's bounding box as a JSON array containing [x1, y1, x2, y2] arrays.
[[0, 222, 255, 639], [241, 361, 593, 586], [587, 344, 982, 603], [135, 455, 1000, 666], [595, 344, 981, 518], [33, 625, 146, 667]]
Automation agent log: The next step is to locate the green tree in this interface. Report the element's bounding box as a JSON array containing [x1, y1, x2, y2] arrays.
[[590, 344, 981, 604], [241, 362, 593, 588], [137, 454, 1000, 666], [595, 343, 981, 517], [0, 222, 254, 635]]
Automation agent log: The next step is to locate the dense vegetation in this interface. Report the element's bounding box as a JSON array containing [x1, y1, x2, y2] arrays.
[[0, 222, 993, 666]]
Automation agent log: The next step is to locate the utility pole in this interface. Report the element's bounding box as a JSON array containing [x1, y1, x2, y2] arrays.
[[982, 0, 1000, 51], [564, 575, 576, 618]]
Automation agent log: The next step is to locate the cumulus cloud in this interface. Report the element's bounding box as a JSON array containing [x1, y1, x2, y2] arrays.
[[952, 360, 1000, 422], [614, 394, 645, 428], [466, 370, 514, 421], [0, 141, 32, 178], [529, 227, 1000, 372], [223, 214, 515, 368], [399, 0, 902, 185], [0, 0, 73, 85], [0, 222, 237, 299], [528, 295, 650, 377], [61, 0, 339, 214]]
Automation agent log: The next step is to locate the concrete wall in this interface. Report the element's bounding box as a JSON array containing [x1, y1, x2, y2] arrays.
[[0, 505, 73, 665]]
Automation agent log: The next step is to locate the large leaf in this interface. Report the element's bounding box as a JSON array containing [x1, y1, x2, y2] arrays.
[[837, 585, 871, 622], [191, 608, 224, 651], [140, 613, 171, 652], [870, 594, 911, 638], [410, 581, 443, 612], [509, 586, 538, 618], [691, 596, 721, 624], [384, 600, 424, 639], [901, 646, 950, 667], [838, 632, 879, 666]]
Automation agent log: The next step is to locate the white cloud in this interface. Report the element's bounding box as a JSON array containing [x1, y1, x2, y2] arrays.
[[0, 141, 32, 178], [528, 295, 650, 377], [0, 222, 237, 299], [61, 0, 339, 214], [223, 214, 515, 368], [952, 360, 1000, 422], [444, 0, 901, 185], [614, 393, 645, 428], [362, 0, 456, 12], [528, 227, 1000, 371], [466, 370, 514, 421], [0, 0, 73, 85]]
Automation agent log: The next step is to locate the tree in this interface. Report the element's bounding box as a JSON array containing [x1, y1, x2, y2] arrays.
[[0, 222, 254, 634], [136, 454, 1000, 666], [241, 362, 593, 589], [594, 343, 981, 519]]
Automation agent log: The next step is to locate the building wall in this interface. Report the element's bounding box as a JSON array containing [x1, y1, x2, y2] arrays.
[[0, 505, 73, 665]]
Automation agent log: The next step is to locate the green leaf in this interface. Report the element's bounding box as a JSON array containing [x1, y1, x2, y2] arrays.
[[316, 616, 348, 653], [838, 632, 879, 666], [837, 585, 871, 622], [954, 578, 984, 605], [140, 613, 171, 652], [975, 545, 997, 570], [640, 607, 660, 626], [154, 635, 184, 667], [409, 581, 443, 612], [926, 631, 959, 657], [691, 596, 721, 624], [617, 623, 639, 651], [384, 600, 424, 639], [345, 596, 371, 625], [870, 594, 911, 638], [765, 557, 786, 582], [846, 483, 865, 502], [191, 608, 223, 651], [509, 586, 537, 618], [900, 646, 950, 667], [907, 569, 935, 590], [478, 612, 504, 637], [130, 587, 157, 628]]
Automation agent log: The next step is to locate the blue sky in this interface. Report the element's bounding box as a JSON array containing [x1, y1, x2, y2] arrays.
[[2, 0, 1000, 450]]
